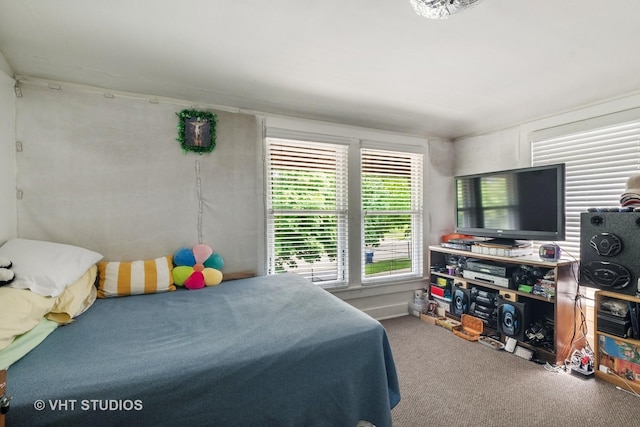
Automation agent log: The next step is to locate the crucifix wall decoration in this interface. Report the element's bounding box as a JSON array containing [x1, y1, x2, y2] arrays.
[[176, 109, 217, 154]]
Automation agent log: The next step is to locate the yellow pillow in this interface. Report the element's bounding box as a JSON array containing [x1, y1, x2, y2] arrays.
[[97, 256, 175, 298], [0, 287, 55, 351], [46, 264, 98, 324]]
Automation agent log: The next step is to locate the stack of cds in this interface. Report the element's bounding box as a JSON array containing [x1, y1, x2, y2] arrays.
[[620, 174, 640, 208]]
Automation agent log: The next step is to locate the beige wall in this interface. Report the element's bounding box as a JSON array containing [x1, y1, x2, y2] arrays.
[[9, 79, 455, 319], [0, 52, 15, 244], [14, 79, 263, 276]]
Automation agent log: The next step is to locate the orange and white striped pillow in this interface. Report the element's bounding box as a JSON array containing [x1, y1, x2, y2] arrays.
[[97, 256, 175, 298]]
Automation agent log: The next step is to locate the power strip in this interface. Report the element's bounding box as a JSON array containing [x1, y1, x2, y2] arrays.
[[571, 365, 594, 379]]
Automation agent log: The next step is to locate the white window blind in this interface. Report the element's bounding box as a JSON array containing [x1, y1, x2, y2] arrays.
[[266, 138, 348, 285], [361, 148, 423, 282], [531, 115, 640, 258]]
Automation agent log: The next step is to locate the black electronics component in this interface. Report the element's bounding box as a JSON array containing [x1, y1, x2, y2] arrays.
[[524, 319, 554, 352], [581, 261, 631, 290], [468, 287, 498, 328], [454, 164, 565, 243], [580, 211, 640, 296], [597, 312, 632, 338], [450, 286, 471, 316], [471, 302, 494, 314], [589, 232, 622, 257], [466, 259, 517, 278], [497, 299, 530, 341]]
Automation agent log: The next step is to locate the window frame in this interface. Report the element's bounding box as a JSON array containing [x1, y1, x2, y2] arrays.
[[265, 136, 349, 287], [264, 130, 426, 288], [360, 146, 424, 284]]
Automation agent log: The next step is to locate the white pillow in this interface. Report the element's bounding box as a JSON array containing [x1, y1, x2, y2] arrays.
[[0, 238, 103, 297]]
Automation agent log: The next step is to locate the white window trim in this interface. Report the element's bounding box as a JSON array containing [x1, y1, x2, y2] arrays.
[[264, 122, 427, 288], [360, 146, 424, 285]]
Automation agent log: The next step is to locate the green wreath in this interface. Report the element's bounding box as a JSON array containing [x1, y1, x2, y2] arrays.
[[176, 109, 217, 154]]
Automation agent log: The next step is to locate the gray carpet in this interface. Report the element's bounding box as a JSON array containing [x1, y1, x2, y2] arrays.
[[381, 315, 640, 427]]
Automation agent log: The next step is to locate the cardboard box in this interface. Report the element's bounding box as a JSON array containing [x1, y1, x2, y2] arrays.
[[452, 314, 484, 341], [420, 313, 445, 325]]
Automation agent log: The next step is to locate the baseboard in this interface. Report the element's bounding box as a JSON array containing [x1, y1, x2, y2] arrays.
[[361, 303, 409, 321]]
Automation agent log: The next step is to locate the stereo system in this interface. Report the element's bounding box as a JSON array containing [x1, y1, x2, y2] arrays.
[[579, 211, 640, 296], [468, 287, 498, 329]]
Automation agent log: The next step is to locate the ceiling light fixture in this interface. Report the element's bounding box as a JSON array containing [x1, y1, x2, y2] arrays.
[[409, 0, 483, 19]]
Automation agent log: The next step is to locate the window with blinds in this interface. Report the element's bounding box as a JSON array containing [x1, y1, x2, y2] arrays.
[[361, 148, 423, 282], [266, 138, 348, 285], [531, 114, 640, 258]]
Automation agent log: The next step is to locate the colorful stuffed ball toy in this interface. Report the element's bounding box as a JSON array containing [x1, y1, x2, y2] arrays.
[[172, 244, 224, 290]]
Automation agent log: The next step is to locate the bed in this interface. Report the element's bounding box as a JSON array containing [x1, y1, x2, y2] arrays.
[[1, 267, 400, 426]]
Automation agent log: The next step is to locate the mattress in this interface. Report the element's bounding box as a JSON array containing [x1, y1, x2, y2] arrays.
[[7, 273, 400, 426]]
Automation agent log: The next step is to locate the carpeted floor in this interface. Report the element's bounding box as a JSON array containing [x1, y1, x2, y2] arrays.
[[381, 315, 640, 427]]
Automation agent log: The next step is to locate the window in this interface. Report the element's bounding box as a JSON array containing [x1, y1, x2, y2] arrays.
[[266, 134, 424, 287], [361, 148, 423, 282], [266, 138, 348, 285], [531, 110, 640, 257]]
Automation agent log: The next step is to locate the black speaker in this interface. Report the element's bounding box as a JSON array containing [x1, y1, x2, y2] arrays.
[[450, 286, 471, 316], [497, 299, 529, 341], [580, 211, 640, 296]]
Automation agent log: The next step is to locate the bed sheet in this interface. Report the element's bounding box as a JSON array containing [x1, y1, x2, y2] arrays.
[[0, 318, 58, 370], [7, 273, 399, 426]]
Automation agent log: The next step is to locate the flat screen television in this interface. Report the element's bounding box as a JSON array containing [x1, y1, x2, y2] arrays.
[[454, 163, 566, 245]]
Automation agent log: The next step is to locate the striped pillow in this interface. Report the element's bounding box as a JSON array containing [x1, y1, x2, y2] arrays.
[[97, 256, 175, 298]]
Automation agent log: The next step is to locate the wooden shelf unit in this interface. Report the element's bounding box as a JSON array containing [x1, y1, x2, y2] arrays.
[[593, 290, 640, 394], [429, 245, 582, 364]]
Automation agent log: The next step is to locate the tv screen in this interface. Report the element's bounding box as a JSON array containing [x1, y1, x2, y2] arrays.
[[454, 164, 566, 244]]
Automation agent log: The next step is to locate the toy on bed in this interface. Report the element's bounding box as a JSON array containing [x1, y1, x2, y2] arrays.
[[0, 256, 14, 286], [172, 244, 224, 290]]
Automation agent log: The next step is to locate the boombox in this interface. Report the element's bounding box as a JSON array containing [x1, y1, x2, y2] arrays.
[[497, 299, 530, 341], [580, 211, 640, 296]]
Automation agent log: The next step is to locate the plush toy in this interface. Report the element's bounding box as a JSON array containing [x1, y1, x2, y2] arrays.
[[172, 244, 224, 290], [0, 256, 15, 287]]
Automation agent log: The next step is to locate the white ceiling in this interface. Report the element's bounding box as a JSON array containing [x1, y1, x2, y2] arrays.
[[1, 0, 640, 140]]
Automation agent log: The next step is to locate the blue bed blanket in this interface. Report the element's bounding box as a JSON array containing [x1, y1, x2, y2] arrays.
[[7, 273, 400, 426]]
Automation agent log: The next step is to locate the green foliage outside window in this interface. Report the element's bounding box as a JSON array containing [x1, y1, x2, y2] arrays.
[[272, 169, 412, 271]]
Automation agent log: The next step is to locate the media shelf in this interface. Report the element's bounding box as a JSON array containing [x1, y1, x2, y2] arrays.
[[429, 245, 580, 364], [593, 290, 640, 394]]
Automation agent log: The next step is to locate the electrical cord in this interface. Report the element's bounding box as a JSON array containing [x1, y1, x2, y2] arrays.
[[543, 362, 564, 373], [607, 370, 640, 399], [557, 246, 593, 358]]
